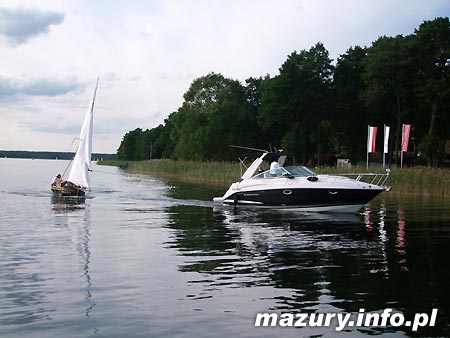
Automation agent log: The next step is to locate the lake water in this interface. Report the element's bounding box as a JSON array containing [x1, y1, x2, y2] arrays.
[[0, 158, 449, 338]]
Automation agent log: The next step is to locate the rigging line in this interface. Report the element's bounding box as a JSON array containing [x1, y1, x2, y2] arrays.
[[62, 156, 75, 179], [61, 138, 81, 179]]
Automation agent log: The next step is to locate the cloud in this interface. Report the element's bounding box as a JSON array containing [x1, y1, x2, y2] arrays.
[[22, 121, 81, 135], [24, 114, 155, 136], [156, 72, 196, 81], [0, 6, 64, 46], [0, 77, 81, 100]]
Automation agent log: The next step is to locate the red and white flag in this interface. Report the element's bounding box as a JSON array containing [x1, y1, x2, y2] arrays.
[[384, 125, 390, 154], [401, 124, 411, 152], [367, 126, 378, 153]]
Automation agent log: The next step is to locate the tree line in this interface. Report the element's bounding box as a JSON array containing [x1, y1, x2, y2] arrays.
[[117, 17, 450, 167], [0, 150, 116, 160]]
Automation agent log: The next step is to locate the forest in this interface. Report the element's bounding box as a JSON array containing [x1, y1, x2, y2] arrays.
[[117, 17, 450, 167]]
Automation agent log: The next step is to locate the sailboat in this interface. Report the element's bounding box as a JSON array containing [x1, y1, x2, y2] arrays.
[[51, 78, 98, 197]]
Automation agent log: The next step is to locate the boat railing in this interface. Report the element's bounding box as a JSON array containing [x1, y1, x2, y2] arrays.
[[334, 169, 391, 188]]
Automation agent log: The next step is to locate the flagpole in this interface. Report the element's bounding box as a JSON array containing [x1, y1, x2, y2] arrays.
[[383, 125, 386, 168], [366, 125, 369, 169], [400, 124, 411, 169], [401, 124, 404, 168]]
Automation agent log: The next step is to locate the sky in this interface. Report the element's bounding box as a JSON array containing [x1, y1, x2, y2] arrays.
[[0, 0, 449, 154]]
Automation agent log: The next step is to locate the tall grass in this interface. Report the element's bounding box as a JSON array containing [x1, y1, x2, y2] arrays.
[[106, 159, 241, 186], [98, 159, 450, 197], [97, 160, 127, 167], [315, 166, 450, 197]]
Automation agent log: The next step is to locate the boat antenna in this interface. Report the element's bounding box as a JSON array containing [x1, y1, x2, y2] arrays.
[[230, 145, 268, 153], [238, 156, 248, 177]]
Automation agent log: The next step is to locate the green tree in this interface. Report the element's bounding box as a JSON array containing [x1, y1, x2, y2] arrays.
[[259, 42, 334, 163], [413, 17, 450, 166], [170, 72, 250, 160], [139, 125, 170, 160], [362, 34, 416, 165], [333, 46, 368, 163], [117, 128, 143, 160]]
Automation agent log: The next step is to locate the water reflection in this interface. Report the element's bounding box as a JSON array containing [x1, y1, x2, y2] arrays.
[[0, 197, 96, 334], [51, 199, 96, 319], [363, 203, 389, 276], [0, 200, 63, 326], [51, 195, 86, 207], [396, 208, 408, 272], [0, 251, 56, 325], [166, 200, 449, 336]]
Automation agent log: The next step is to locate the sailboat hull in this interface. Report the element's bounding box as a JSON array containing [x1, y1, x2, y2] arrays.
[[51, 185, 86, 197]]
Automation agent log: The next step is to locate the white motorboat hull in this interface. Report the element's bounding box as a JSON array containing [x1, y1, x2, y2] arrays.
[[214, 173, 387, 213], [213, 150, 390, 213], [214, 197, 366, 213], [214, 186, 382, 213]]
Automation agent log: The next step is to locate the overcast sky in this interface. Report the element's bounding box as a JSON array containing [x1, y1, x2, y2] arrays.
[[1, 0, 449, 153]]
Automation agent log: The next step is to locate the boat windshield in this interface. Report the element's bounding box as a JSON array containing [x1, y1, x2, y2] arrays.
[[284, 166, 317, 177], [251, 166, 317, 179]]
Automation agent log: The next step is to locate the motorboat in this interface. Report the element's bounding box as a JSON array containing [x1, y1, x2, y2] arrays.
[[213, 150, 391, 213]]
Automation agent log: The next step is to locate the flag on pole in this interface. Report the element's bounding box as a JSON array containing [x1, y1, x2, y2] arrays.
[[401, 124, 411, 152], [384, 125, 390, 154], [367, 126, 378, 153]]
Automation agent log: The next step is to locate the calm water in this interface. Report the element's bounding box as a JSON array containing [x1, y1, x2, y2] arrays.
[[0, 158, 449, 338]]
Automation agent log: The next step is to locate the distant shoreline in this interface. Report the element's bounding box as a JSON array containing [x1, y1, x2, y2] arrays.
[[0, 150, 116, 161]]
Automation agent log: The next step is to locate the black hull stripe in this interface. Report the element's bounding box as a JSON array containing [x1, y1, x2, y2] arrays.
[[226, 188, 382, 207]]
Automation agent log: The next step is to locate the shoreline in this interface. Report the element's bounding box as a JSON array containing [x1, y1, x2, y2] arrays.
[[98, 159, 450, 198]]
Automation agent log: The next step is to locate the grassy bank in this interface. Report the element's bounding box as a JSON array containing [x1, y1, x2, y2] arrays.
[[98, 159, 241, 186], [315, 166, 450, 198], [98, 159, 450, 197]]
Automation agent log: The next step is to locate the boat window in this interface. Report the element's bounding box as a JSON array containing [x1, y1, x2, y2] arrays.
[[284, 166, 317, 177], [251, 167, 291, 179], [251, 166, 317, 179]]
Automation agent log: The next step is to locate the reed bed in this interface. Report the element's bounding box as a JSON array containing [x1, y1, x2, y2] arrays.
[[98, 160, 450, 197], [100, 159, 241, 186], [316, 166, 450, 197]]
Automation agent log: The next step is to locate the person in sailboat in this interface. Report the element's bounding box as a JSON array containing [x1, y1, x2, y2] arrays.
[[52, 174, 63, 188]]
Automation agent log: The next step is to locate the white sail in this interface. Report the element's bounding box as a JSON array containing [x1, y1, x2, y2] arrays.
[[67, 79, 98, 190]]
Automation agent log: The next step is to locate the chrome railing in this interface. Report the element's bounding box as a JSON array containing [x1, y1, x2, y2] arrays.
[[335, 169, 391, 189]]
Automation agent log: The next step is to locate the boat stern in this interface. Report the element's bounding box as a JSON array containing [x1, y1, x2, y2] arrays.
[[213, 182, 241, 204]]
